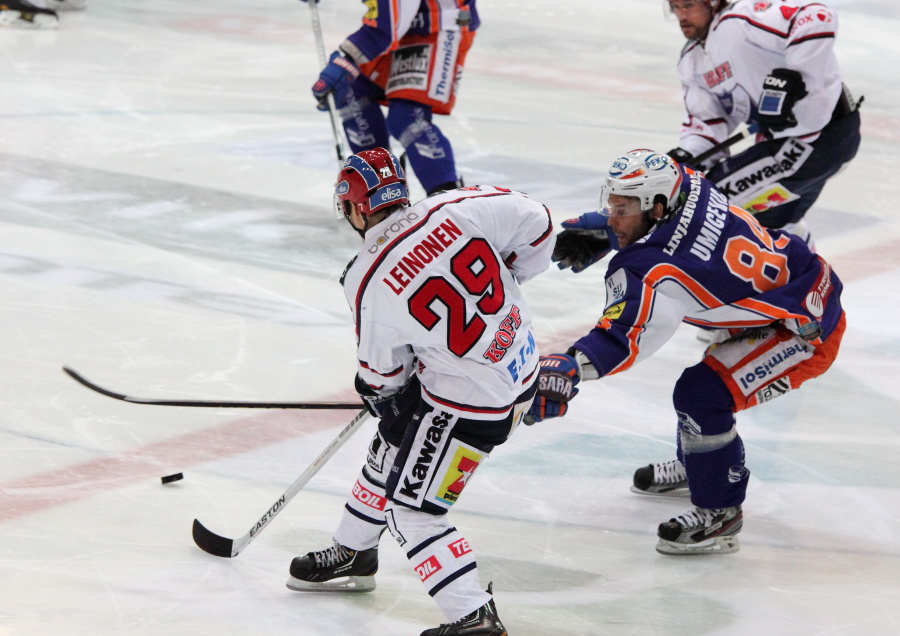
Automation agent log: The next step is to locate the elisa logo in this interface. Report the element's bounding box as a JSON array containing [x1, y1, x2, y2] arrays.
[[380, 185, 405, 202]]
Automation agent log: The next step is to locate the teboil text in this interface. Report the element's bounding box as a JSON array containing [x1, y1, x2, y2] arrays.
[[249, 495, 286, 537], [415, 555, 442, 581], [383, 219, 464, 294], [398, 411, 452, 500], [353, 480, 386, 510], [449, 537, 472, 558]]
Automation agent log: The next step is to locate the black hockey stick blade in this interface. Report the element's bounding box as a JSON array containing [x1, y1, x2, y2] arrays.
[[192, 519, 236, 558], [62, 366, 362, 409], [192, 409, 370, 558]]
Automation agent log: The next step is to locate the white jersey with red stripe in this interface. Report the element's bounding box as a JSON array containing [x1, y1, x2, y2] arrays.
[[572, 166, 843, 378], [677, 0, 844, 157], [342, 186, 553, 419]]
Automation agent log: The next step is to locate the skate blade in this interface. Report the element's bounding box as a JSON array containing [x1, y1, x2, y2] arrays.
[[285, 575, 376, 593], [655, 535, 740, 555], [630, 485, 690, 498]]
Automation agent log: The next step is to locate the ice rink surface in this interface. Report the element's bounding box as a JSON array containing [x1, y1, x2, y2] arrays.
[[2, 0, 899, 634]]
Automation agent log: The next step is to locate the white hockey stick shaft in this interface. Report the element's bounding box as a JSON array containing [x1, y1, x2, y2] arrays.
[[308, 0, 346, 164], [192, 408, 371, 558]]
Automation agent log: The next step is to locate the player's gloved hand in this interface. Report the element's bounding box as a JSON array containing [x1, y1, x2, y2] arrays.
[[667, 147, 696, 166], [552, 211, 613, 273], [527, 353, 581, 423], [756, 68, 808, 135], [354, 374, 393, 418], [312, 51, 360, 111]]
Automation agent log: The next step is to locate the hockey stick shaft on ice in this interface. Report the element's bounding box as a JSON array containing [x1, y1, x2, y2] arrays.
[[192, 408, 371, 557], [63, 367, 362, 410], [308, 0, 346, 164]]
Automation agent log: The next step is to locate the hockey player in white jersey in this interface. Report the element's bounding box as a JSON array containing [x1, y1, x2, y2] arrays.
[[665, 0, 860, 245], [287, 147, 553, 635]]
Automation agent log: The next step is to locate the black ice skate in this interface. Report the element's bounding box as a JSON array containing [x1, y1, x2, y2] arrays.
[[631, 459, 689, 497], [286, 540, 377, 593], [420, 583, 507, 636], [0, 0, 58, 29], [656, 505, 742, 555]]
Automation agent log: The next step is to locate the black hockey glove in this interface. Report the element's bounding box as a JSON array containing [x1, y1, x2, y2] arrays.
[[528, 354, 580, 423], [667, 147, 694, 165], [757, 68, 808, 135], [354, 374, 394, 418], [552, 212, 613, 273]]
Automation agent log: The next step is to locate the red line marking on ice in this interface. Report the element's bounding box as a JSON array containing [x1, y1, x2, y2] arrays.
[[0, 408, 360, 525], [829, 238, 900, 282]]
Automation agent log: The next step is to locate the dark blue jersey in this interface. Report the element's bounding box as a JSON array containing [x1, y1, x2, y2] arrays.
[[574, 167, 843, 378]]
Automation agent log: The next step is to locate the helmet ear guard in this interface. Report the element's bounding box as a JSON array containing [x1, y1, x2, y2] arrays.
[[333, 147, 410, 220]]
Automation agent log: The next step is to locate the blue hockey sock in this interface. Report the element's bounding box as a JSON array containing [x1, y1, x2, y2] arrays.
[[386, 99, 457, 195], [341, 80, 390, 153], [673, 363, 749, 508]]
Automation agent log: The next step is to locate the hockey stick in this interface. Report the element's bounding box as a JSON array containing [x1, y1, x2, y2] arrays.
[[308, 0, 346, 164], [62, 367, 362, 410], [192, 408, 371, 557], [691, 123, 760, 167]]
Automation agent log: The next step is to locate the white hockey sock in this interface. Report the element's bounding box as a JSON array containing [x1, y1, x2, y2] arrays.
[[333, 467, 387, 550], [385, 503, 490, 621]]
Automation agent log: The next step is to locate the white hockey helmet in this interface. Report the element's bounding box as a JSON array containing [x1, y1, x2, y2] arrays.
[[665, 0, 724, 13], [598, 149, 684, 215]]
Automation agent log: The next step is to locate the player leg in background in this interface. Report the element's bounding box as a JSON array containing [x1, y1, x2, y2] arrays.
[[339, 75, 391, 155], [706, 108, 861, 250], [386, 99, 460, 196], [0, 0, 58, 28]]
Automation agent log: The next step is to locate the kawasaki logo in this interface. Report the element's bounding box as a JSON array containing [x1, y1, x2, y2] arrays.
[[398, 411, 452, 501]]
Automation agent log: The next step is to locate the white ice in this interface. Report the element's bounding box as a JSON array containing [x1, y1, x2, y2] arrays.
[[1, 0, 899, 634]]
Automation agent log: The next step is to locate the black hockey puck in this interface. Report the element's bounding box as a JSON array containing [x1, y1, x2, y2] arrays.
[[161, 472, 184, 484]]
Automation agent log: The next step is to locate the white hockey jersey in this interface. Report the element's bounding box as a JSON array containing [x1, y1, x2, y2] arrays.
[[677, 0, 844, 158], [342, 186, 553, 419]]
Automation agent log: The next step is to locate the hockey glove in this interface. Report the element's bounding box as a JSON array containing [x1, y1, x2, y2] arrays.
[[757, 68, 808, 135], [552, 211, 613, 273], [528, 353, 581, 423], [312, 51, 360, 111], [354, 374, 394, 418]]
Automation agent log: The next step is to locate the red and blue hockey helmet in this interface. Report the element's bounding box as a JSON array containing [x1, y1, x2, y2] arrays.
[[333, 148, 410, 220]]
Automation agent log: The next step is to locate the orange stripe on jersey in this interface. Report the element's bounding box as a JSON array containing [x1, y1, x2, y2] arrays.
[[389, 0, 401, 50], [607, 282, 657, 376], [644, 263, 724, 308]]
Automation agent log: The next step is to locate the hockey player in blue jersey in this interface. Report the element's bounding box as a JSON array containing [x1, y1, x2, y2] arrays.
[[305, 0, 477, 195], [533, 149, 846, 555]]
